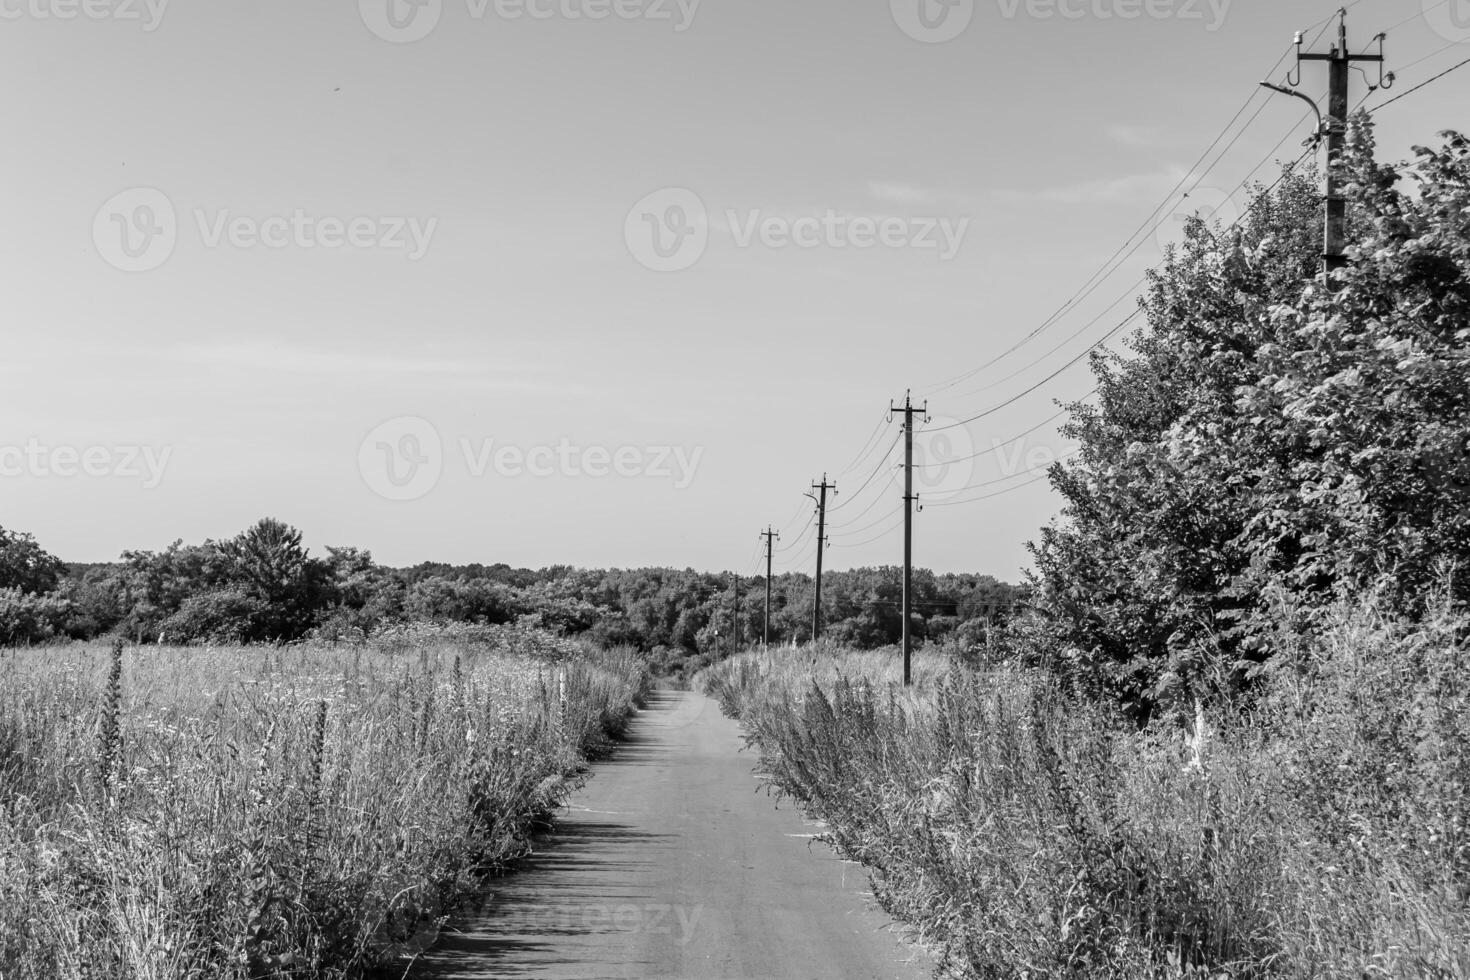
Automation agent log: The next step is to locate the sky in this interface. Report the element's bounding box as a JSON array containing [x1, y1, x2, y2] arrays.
[[1, 0, 1466, 581]]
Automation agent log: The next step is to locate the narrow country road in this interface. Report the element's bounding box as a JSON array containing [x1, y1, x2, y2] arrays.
[[408, 689, 931, 980]]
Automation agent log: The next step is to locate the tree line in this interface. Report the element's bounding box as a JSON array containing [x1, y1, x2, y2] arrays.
[[0, 519, 1025, 670]]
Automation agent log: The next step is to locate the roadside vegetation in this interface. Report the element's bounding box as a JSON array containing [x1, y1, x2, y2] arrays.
[[702, 593, 1470, 978], [702, 120, 1470, 978], [0, 628, 648, 979]]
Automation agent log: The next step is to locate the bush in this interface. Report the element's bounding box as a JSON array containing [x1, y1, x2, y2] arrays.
[[0, 588, 70, 646], [159, 587, 268, 644]]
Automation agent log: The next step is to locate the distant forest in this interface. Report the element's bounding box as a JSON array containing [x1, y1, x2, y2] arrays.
[[0, 519, 1025, 670]]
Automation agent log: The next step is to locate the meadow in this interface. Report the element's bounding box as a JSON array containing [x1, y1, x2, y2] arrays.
[[0, 623, 649, 980], [701, 600, 1470, 979]]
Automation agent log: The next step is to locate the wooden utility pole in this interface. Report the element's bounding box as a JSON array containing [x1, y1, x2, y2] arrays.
[[891, 393, 927, 687], [731, 573, 741, 656], [1290, 10, 1391, 274], [806, 476, 836, 643], [760, 526, 778, 647]]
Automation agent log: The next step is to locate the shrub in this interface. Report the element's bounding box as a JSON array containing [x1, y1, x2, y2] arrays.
[[0, 588, 70, 646]]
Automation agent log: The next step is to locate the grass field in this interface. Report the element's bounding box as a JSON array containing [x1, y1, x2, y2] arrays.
[[0, 625, 648, 979], [701, 611, 1470, 980]]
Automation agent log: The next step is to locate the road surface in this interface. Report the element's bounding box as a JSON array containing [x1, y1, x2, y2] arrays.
[[408, 689, 931, 980]]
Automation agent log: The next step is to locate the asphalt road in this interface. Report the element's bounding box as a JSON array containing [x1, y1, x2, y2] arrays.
[[408, 689, 931, 980]]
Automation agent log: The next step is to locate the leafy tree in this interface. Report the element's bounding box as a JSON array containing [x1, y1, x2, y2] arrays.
[[0, 525, 65, 594], [1027, 120, 1470, 719]]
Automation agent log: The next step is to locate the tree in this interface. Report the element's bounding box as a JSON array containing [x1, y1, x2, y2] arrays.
[[1026, 120, 1470, 719], [0, 526, 65, 594]]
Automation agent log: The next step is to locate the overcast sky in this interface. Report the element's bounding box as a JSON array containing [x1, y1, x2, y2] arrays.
[[2, 0, 1466, 579]]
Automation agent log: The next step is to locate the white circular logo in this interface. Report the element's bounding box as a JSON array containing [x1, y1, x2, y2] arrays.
[[360, 0, 442, 43], [1154, 185, 1241, 259], [1424, 0, 1470, 42], [912, 414, 976, 503], [93, 187, 177, 273], [891, 0, 974, 43], [624, 188, 709, 272], [358, 416, 443, 501]]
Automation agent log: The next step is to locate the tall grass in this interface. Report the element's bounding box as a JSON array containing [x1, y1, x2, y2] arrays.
[[0, 630, 648, 979], [699, 599, 1470, 979]]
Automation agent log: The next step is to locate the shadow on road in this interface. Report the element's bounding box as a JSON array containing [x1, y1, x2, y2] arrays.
[[407, 692, 684, 979]]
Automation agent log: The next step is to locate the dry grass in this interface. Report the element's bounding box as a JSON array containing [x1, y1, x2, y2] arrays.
[[699, 601, 1470, 979], [0, 627, 648, 979]]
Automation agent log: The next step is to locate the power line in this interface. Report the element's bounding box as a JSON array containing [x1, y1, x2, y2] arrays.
[[951, 276, 1144, 401], [776, 512, 816, 553], [830, 511, 906, 550], [834, 412, 890, 478], [828, 432, 900, 514], [925, 309, 1143, 434], [912, 395, 1093, 470], [922, 467, 1060, 509], [918, 35, 1315, 401], [826, 466, 900, 531], [1372, 53, 1470, 113], [831, 502, 904, 543]]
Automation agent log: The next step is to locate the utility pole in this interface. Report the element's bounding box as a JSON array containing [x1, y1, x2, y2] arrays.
[[1278, 9, 1391, 275], [730, 573, 741, 657], [891, 393, 927, 687], [760, 526, 778, 647], [806, 475, 836, 644]]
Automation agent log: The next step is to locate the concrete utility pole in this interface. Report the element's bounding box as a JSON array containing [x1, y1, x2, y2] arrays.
[[760, 526, 778, 647], [806, 476, 836, 643], [1285, 9, 1392, 274], [890, 393, 927, 687]]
